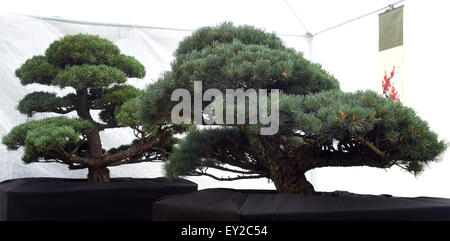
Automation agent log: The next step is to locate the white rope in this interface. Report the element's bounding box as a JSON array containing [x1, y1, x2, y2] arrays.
[[4, 12, 307, 38], [4, 12, 194, 32], [313, 0, 406, 36], [282, 0, 310, 34]]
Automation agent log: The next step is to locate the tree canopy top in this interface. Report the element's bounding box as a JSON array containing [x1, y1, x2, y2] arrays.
[[15, 34, 146, 89], [176, 22, 285, 55], [172, 40, 339, 94]]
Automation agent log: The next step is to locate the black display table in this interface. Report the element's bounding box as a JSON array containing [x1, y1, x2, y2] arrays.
[[152, 188, 450, 221], [0, 177, 197, 221]]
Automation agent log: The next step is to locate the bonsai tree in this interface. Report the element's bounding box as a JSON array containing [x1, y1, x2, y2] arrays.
[[140, 23, 447, 194], [2, 34, 180, 182]]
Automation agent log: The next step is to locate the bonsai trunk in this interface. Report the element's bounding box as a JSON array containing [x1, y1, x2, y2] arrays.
[[268, 159, 315, 194], [76, 90, 110, 183], [86, 129, 110, 182], [88, 166, 110, 183], [272, 172, 315, 195]]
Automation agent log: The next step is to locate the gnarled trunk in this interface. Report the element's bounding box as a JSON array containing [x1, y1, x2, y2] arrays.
[[267, 157, 315, 194], [76, 89, 108, 183], [272, 172, 315, 194], [88, 167, 110, 183], [86, 128, 104, 159]]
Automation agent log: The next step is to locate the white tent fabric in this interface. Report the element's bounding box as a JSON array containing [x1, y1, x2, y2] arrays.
[[1, 0, 450, 197]]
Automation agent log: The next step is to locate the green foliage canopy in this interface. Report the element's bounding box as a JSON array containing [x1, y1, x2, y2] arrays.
[[141, 23, 447, 194]]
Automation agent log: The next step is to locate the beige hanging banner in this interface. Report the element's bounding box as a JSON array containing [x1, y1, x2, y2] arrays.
[[379, 6, 404, 103]]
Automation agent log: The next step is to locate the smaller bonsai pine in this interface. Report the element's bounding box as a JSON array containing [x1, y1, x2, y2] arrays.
[[2, 34, 181, 182]]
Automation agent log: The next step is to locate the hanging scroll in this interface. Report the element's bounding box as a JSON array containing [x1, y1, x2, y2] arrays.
[[379, 6, 404, 103]]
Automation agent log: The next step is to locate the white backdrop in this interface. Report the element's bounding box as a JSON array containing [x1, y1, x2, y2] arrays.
[[1, 0, 450, 197]]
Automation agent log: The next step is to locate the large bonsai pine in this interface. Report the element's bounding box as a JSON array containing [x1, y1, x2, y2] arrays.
[[141, 23, 447, 194], [2, 34, 180, 182]]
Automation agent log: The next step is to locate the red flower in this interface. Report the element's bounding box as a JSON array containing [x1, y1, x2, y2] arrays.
[[382, 66, 399, 102], [390, 85, 399, 103], [382, 73, 391, 91]]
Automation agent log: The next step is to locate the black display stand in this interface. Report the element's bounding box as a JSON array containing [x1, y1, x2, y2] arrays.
[[0, 177, 197, 221], [153, 188, 450, 221]]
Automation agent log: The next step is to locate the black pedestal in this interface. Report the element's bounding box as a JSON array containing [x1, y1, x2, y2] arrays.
[[0, 177, 197, 220], [153, 188, 450, 221]]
